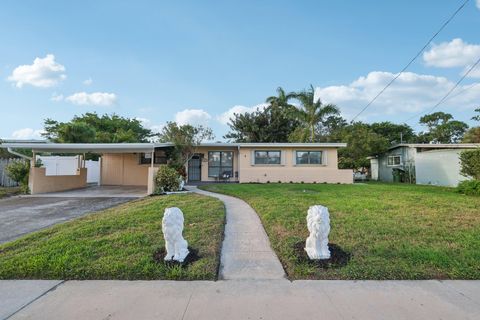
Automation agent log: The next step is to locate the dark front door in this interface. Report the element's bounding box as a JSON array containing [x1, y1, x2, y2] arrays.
[[188, 156, 201, 181]]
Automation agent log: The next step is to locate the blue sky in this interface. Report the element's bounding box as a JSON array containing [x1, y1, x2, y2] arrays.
[[1, 0, 480, 140]]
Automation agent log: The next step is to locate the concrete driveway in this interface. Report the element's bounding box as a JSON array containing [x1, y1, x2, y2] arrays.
[[0, 186, 145, 244]]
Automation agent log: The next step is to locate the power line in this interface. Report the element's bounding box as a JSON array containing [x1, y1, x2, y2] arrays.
[[442, 81, 480, 103], [350, 0, 471, 122], [404, 55, 480, 124]]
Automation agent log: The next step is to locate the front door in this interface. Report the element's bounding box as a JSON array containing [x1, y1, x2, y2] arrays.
[[188, 156, 201, 181]]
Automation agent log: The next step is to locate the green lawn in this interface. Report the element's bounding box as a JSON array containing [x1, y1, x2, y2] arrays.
[[200, 183, 480, 280], [0, 193, 225, 280], [0, 187, 20, 199]]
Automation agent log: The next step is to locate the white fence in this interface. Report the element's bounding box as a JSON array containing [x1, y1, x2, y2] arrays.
[[85, 160, 100, 183], [0, 158, 25, 187], [38, 156, 79, 176], [37, 156, 99, 184]]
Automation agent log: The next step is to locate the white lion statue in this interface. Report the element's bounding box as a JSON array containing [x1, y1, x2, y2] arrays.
[[305, 205, 331, 260], [162, 207, 189, 262]]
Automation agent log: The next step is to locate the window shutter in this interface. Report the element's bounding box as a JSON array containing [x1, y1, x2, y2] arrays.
[[281, 151, 286, 165], [323, 150, 328, 165], [251, 150, 255, 166], [292, 150, 297, 165]]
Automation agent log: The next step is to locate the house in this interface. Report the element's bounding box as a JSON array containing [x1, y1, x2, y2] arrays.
[[369, 143, 480, 187], [0, 142, 353, 195]]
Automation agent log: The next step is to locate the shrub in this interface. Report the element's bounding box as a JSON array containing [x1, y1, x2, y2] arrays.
[[154, 166, 182, 194], [459, 149, 480, 180], [457, 180, 480, 196], [6, 160, 30, 193]]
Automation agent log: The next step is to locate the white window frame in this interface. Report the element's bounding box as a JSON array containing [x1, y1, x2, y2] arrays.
[[387, 155, 402, 167]]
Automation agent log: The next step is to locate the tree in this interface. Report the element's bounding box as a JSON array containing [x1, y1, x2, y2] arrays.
[[333, 122, 389, 170], [225, 89, 299, 142], [266, 87, 296, 111], [291, 85, 339, 142], [370, 122, 416, 144], [418, 112, 468, 143], [158, 122, 214, 174], [42, 113, 155, 143], [462, 127, 480, 143], [56, 122, 96, 143], [459, 149, 480, 180], [472, 107, 480, 122], [5, 160, 30, 193]]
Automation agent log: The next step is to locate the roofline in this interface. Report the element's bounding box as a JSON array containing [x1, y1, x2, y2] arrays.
[[236, 142, 347, 148], [0, 143, 160, 153], [388, 143, 480, 150], [1, 141, 348, 152]]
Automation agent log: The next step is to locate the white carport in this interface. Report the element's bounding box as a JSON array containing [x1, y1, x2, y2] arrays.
[[0, 143, 164, 195]]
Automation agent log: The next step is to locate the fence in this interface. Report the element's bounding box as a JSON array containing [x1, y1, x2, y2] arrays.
[[0, 158, 25, 187]]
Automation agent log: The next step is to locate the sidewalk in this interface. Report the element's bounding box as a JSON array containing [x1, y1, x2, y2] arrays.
[[2, 280, 479, 320], [187, 186, 285, 280]]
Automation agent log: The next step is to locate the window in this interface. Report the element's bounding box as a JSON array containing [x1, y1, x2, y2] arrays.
[[140, 150, 168, 164], [208, 151, 233, 177], [254, 150, 281, 165], [387, 155, 402, 166], [296, 151, 322, 165]]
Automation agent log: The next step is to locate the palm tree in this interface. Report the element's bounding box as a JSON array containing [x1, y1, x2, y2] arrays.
[[266, 87, 296, 110], [293, 85, 339, 142]]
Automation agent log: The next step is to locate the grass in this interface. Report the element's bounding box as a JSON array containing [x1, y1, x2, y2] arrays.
[[200, 183, 480, 280], [0, 193, 225, 280], [0, 187, 21, 199]]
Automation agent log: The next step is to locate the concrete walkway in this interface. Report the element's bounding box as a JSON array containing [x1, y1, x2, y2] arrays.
[[187, 186, 285, 280], [2, 280, 479, 320]]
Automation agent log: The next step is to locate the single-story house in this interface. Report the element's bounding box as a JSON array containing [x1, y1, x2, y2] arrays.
[[0, 142, 353, 194], [369, 143, 479, 187]]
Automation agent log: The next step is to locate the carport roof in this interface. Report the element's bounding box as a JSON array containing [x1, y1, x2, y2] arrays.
[[0, 143, 165, 153]]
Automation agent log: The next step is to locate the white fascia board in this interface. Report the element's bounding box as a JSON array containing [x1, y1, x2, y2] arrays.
[[0, 143, 156, 153]]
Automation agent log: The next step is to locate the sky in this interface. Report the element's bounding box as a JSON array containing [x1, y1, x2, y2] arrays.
[[1, 0, 480, 141]]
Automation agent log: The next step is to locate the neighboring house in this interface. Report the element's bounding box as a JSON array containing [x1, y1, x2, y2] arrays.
[[369, 143, 480, 187], [0, 142, 353, 194]]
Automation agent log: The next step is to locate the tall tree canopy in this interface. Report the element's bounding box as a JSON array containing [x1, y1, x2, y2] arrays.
[[331, 122, 389, 170], [291, 85, 339, 142], [418, 112, 468, 143], [463, 108, 480, 143], [370, 122, 416, 144], [225, 88, 299, 142], [42, 113, 156, 143]]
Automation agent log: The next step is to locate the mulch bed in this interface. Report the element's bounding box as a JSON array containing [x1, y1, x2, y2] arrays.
[[293, 241, 351, 269], [153, 246, 200, 267]]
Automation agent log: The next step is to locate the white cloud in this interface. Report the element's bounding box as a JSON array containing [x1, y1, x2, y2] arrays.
[[50, 93, 64, 102], [477, 0, 480, 9], [7, 54, 66, 88], [11, 128, 44, 139], [83, 78, 93, 86], [135, 117, 164, 134], [65, 92, 117, 106], [423, 38, 480, 78], [315, 71, 480, 120], [217, 103, 268, 125], [175, 109, 211, 126]]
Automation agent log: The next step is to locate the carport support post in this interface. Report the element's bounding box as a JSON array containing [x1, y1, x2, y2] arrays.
[[150, 151, 154, 168], [31, 151, 36, 167]]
